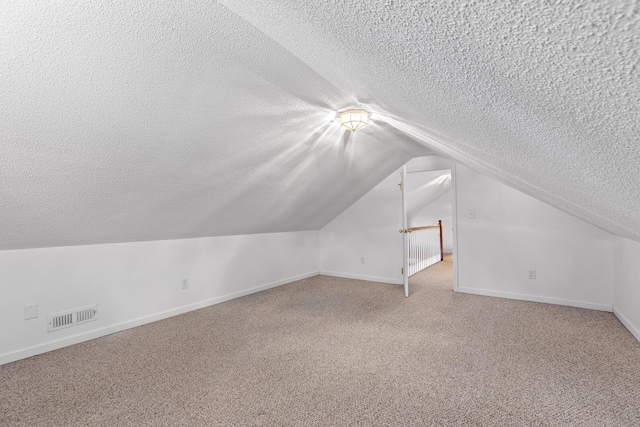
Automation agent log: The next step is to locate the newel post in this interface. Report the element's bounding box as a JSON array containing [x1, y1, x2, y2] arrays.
[[438, 220, 443, 261]]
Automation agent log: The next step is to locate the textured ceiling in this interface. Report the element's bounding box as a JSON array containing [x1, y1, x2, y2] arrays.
[[2, 1, 639, 250], [222, 0, 640, 241], [0, 1, 431, 249]]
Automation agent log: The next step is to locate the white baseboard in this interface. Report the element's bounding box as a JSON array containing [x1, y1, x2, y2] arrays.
[[457, 287, 613, 312], [613, 307, 640, 343], [0, 271, 319, 366], [320, 271, 402, 285]]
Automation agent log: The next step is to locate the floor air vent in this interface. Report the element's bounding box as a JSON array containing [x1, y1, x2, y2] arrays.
[[48, 305, 98, 332]]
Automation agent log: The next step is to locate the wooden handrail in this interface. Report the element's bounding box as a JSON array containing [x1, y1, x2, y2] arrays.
[[406, 225, 439, 231]]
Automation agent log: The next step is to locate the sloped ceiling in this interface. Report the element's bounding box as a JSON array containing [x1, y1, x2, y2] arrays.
[[2, 1, 639, 250], [222, 0, 640, 241], [406, 171, 452, 219], [0, 1, 432, 250]]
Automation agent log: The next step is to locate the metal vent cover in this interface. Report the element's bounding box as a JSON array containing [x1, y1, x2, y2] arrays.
[[48, 305, 98, 332]]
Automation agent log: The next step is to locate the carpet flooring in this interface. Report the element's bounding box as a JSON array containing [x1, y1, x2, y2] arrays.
[[2, 255, 640, 426]]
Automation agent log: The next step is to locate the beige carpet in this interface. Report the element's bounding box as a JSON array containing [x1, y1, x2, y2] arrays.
[[2, 255, 640, 426]]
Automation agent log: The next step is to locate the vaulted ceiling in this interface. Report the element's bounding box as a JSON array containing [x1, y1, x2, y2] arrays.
[[2, 1, 639, 250]]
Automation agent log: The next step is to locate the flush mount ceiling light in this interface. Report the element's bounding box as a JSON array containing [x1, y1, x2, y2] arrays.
[[338, 109, 369, 132]]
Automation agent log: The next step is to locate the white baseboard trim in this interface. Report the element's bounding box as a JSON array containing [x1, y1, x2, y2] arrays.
[[457, 287, 613, 312], [613, 307, 640, 343], [320, 271, 402, 285], [0, 271, 319, 366]]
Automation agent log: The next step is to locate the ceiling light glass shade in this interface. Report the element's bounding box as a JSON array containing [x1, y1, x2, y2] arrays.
[[338, 109, 369, 131]]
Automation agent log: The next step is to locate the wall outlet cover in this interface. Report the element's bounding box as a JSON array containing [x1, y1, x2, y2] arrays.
[[25, 303, 38, 320]]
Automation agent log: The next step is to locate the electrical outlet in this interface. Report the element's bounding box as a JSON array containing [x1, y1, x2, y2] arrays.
[[528, 270, 536, 280], [181, 279, 189, 289], [25, 303, 38, 320], [469, 209, 475, 218], [361, 257, 365, 264]]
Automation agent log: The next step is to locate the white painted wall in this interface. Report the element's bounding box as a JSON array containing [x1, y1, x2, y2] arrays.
[[455, 163, 614, 311], [0, 231, 319, 365], [409, 189, 453, 253], [319, 168, 403, 284], [613, 236, 640, 342]]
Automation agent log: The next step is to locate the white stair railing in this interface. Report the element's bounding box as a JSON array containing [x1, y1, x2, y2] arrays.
[[407, 220, 443, 277]]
